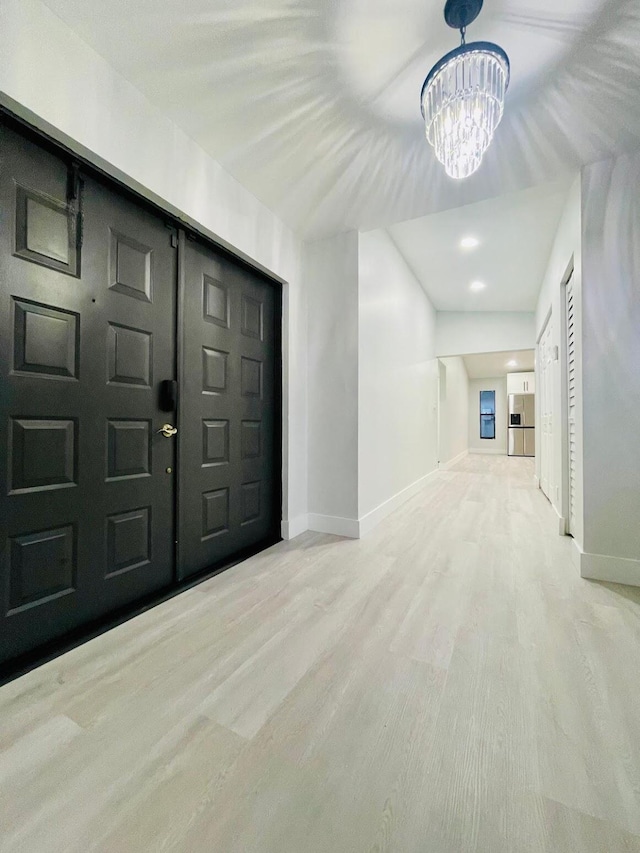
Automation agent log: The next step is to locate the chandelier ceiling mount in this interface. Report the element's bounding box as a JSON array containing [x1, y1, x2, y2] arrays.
[[443, 0, 484, 32]]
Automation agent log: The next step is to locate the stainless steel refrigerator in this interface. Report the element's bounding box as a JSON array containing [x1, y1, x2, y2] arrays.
[[508, 394, 535, 457]]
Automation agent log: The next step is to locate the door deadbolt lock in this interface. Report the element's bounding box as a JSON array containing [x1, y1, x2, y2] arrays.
[[157, 423, 178, 437]]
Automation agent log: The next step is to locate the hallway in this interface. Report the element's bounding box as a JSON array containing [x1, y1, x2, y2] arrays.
[[1, 456, 639, 852]]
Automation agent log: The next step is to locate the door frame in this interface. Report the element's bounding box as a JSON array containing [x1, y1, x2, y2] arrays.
[[437, 359, 446, 467], [0, 107, 284, 684], [536, 309, 553, 501]]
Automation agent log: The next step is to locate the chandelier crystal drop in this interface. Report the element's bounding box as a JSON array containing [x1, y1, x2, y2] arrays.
[[421, 0, 510, 180]]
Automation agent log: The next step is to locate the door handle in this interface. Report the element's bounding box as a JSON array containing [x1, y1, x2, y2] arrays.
[[157, 423, 178, 437]]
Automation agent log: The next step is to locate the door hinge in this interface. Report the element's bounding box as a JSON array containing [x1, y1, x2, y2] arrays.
[[67, 161, 81, 203], [67, 161, 84, 252], [68, 205, 84, 251], [165, 223, 178, 248]]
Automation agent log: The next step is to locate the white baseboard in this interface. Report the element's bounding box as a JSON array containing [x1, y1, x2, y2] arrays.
[[281, 515, 308, 540], [307, 513, 360, 539], [549, 503, 568, 536], [571, 539, 582, 571], [358, 468, 440, 538], [306, 468, 442, 540], [579, 548, 640, 587], [469, 447, 507, 455], [439, 449, 469, 471]]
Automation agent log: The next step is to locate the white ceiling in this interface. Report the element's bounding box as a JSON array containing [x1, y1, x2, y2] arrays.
[[463, 349, 535, 379], [388, 179, 570, 311], [40, 0, 640, 237]]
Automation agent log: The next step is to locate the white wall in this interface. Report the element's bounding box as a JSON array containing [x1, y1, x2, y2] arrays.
[[358, 230, 438, 531], [305, 232, 360, 534], [438, 357, 469, 467], [534, 177, 582, 540], [580, 152, 640, 585], [536, 158, 640, 588], [436, 311, 536, 357], [0, 0, 308, 537], [468, 378, 508, 455]]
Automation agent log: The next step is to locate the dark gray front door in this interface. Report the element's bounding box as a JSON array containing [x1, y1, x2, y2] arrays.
[[179, 237, 278, 577], [0, 123, 177, 665]]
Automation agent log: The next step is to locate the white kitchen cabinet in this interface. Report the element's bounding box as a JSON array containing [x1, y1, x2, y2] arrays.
[[507, 371, 535, 395]]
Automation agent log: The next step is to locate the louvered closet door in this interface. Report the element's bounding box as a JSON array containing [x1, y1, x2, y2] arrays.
[[566, 273, 577, 536], [0, 122, 177, 666]]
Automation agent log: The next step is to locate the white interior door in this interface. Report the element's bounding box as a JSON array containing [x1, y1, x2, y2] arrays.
[[539, 319, 554, 501], [566, 274, 577, 535]]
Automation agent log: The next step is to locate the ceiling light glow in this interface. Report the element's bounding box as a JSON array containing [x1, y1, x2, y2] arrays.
[[507, 360, 518, 367], [470, 280, 486, 292], [460, 236, 480, 250]]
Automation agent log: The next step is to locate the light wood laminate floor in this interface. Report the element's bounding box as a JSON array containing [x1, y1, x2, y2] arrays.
[[1, 455, 640, 852]]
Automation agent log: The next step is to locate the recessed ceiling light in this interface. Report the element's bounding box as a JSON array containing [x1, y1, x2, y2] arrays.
[[470, 280, 486, 292], [460, 236, 480, 250], [507, 360, 518, 367]]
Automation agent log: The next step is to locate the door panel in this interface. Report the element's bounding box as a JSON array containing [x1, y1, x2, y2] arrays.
[[510, 395, 525, 420], [79, 173, 177, 603], [179, 238, 278, 577], [566, 274, 577, 535], [524, 429, 536, 458], [508, 429, 524, 456], [523, 395, 535, 428], [0, 124, 177, 665]]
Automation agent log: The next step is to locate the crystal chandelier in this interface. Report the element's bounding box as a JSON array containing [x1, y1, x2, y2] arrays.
[[421, 0, 510, 180]]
